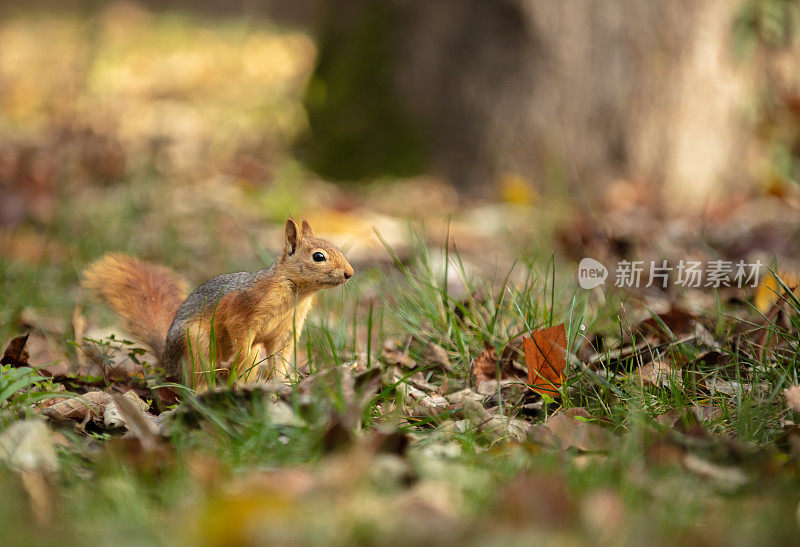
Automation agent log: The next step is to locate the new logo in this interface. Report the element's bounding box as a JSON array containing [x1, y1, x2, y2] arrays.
[[577, 258, 608, 289]]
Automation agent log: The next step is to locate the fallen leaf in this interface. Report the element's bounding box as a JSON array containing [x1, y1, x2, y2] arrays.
[[527, 424, 561, 448], [462, 398, 529, 442], [707, 378, 759, 398], [414, 395, 451, 417], [407, 371, 436, 393], [41, 391, 112, 423], [634, 360, 682, 388], [524, 324, 567, 396], [471, 338, 529, 394], [423, 343, 452, 371], [387, 368, 428, 401], [499, 335, 529, 378], [755, 270, 799, 314], [110, 392, 160, 452], [17, 331, 69, 376], [471, 345, 499, 385], [444, 388, 484, 405], [1, 334, 30, 367], [547, 410, 611, 452], [690, 405, 722, 423], [476, 378, 500, 396], [635, 307, 699, 342], [654, 406, 720, 437], [382, 337, 416, 368], [104, 390, 153, 429]]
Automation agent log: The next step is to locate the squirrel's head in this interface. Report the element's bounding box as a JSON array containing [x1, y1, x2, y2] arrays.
[[280, 218, 354, 291]]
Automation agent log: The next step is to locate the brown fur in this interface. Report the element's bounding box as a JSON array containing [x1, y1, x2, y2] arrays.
[[83, 219, 353, 390], [82, 253, 189, 357]]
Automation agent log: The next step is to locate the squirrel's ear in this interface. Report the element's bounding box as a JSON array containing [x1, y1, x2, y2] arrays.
[[301, 220, 314, 238], [285, 218, 299, 255]]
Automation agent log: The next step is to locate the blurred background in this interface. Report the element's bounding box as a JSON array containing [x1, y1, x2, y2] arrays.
[[1, 0, 800, 329], [5, 3, 800, 542]]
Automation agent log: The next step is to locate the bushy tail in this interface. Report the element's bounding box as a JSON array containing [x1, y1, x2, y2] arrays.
[[82, 253, 189, 357]]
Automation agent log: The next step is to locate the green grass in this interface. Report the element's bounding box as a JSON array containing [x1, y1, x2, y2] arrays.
[[5, 234, 800, 545]]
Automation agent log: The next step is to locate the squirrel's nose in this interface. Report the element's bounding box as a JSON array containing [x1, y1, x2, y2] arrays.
[[344, 265, 354, 279]]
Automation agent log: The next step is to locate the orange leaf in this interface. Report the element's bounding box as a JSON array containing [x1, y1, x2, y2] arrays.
[[471, 345, 499, 384], [524, 324, 567, 396]]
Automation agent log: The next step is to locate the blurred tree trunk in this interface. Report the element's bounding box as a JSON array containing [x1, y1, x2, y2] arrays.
[[294, 0, 750, 214], [129, 0, 753, 214]]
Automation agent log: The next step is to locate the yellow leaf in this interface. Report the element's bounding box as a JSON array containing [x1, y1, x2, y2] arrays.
[[755, 270, 799, 313]]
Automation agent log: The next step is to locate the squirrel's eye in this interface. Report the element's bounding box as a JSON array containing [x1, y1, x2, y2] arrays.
[[312, 252, 326, 262]]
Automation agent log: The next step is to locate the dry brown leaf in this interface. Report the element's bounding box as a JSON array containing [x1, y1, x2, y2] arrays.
[[382, 337, 416, 368], [706, 378, 740, 397], [423, 343, 452, 371], [104, 390, 152, 429], [1, 334, 30, 367], [785, 385, 800, 413], [636, 307, 699, 342], [524, 324, 567, 396], [690, 405, 722, 423], [634, 360, 682, 388], [110, 392, 160, 452], [527, 424, 561, 448], [471, 338, 529, 392], [444, 388, 484, 405], [41, 391, 112, 423], [499, 335, 529, 377], [547, 411, 611, 452], [414, 395, 451, 417], [405, 372, 435, 393], [388, 369, 428, 400], [462, 398, 529, 442], [471, 345, 499, 385]]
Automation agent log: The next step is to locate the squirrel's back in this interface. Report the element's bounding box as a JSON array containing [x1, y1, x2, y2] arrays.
[[161, 269, 269, 377]]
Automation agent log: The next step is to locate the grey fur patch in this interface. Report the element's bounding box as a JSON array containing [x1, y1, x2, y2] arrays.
[[162, 264, 277, 379]]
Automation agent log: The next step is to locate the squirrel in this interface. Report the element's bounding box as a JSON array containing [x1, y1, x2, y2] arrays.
[[82, 218, 354, 390]]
